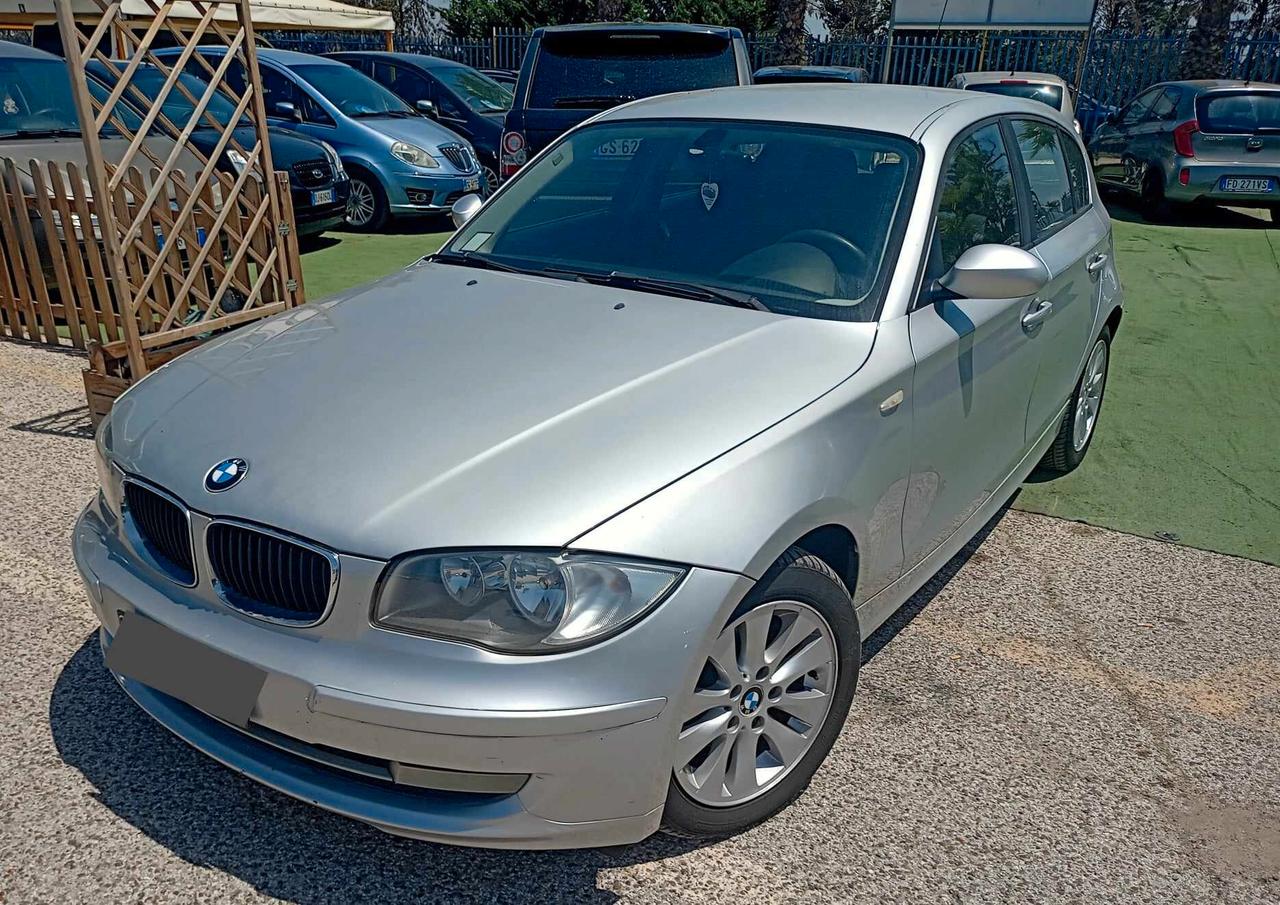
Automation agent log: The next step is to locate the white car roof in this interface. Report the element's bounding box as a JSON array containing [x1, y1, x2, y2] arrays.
[[593, 84, 1053, 139]]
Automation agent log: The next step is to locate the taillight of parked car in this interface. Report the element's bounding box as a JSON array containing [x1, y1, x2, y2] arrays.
[[1173, 119, 1199, 157], [500, 131, 527, 179]]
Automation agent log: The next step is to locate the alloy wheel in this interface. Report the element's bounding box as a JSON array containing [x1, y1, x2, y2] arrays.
[[345, 178, 376, 228], [481, 165, 499, 196], [1073, 339, 1108, 451], [675, 600, 838, 807]]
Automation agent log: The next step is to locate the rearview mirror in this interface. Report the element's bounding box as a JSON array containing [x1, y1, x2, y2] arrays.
[[939, 244, 1050, 300], [450, 193, 483, 229], [273, 101, 301, 122], [415, 99, 438, 119]]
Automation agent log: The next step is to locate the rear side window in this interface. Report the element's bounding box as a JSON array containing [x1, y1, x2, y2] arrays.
[[1197, 91, 1280, 134], [1060, 132, 1090, 213], [1011, 119, 1079, 240], [529, 31, 738, 109], [1150, 87, 1180, 121], [935, 122, 1020, 272]]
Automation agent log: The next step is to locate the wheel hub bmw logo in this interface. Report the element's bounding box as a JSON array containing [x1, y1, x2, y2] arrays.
[[740, 688, 762, 715], [205, 457, 248, 492]]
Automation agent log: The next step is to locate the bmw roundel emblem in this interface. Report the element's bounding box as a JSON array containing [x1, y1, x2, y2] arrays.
[[740, 688, 762, 716], [205, 457, 248, 493]]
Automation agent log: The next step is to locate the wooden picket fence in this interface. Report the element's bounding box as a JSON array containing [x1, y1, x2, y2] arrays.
[[0, 156, 304, 421]]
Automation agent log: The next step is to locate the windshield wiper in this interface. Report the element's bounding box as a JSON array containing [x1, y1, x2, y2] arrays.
[[10, 127, 81, 138], [431, 250, 534, 274], [544, 267, 770, 311], [551, 94, 636, 109]]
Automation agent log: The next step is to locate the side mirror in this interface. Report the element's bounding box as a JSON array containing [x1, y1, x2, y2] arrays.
[[939, 244, 1050, 300], [415, 99, 438, 119], [450, 193, 484, 229], [273, 101, 301, 122]]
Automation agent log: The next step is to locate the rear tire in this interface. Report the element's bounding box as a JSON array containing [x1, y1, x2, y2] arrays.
[[661, 548, 859, 840], [1039, 326, 1111, 476], [1141, 168, 1171, 221]]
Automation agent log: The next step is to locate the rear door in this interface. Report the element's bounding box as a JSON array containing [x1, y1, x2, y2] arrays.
[[1009, 118, 1108, 443], [903, 120, 1043, 566]]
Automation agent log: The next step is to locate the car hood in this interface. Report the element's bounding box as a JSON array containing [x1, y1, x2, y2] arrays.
[[107, 264, 876, 560], [356, 114, 466, 150]]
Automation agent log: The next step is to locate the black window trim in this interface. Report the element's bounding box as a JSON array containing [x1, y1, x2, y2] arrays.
[[1005, 113, 1093, 246]]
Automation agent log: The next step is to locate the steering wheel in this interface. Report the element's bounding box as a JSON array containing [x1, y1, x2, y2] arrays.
[[779, 229, 870, 294]]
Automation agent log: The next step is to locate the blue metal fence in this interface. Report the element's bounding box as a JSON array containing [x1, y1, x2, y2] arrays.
[[260, 27, 1280, 116]]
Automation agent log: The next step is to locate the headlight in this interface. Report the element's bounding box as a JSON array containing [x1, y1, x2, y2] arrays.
[[374, 551, 684, 652], [226, 148, 248, 174], [319, 140, 346, 179], [391, 140, 439, 168]]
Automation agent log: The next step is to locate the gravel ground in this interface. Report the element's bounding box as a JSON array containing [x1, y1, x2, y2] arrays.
[[1, 340, 1278, 904]]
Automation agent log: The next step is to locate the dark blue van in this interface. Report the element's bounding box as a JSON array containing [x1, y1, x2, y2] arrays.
[[500, 23, 752, 180]]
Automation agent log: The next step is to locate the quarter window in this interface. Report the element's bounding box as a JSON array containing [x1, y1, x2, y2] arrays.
[[1011, 119, 1077, 239], [935, 122, 1020, 273], [1060, 131, 1090, 213]]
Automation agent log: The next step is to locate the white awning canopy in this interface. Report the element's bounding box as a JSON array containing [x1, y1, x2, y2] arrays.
[[0, 0, 394, 32]]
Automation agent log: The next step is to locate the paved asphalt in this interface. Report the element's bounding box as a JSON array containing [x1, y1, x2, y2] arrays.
[[1, 340, 1278, 904]]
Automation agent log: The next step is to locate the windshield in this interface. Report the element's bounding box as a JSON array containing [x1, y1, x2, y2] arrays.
[[969, 81, 1064, 111], [529, 32, 738, 109], [0, 58, 81, 138], [99, 66, 249, 129], [435, 66, 512, 113], [447, 120, 917, 322], [1197, 91, 1280, 134], [291, 63, 413, 117]]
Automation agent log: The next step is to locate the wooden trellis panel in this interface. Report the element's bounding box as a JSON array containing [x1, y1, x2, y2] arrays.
[[52, 0, 304, 405]]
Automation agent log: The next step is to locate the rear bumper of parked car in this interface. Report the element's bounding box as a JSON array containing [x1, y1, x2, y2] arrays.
[[1165, 158, 1279, 205], [71, 494, 748, 848], [386, 170, 484, 215]]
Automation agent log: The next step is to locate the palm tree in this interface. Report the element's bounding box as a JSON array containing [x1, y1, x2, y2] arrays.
[[776, 0, 808, 64], [1180, 0, 1238, 78]]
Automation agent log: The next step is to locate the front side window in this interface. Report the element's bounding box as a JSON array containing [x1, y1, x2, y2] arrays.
[[447, 120, 918, 322], [934, 122, 1020, 273], [529, 32, 738, 109], [1012, 119, 1077, 239], [290, 63, 413, 118]]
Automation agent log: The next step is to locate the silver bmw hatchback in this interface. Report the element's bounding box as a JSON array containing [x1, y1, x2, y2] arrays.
[[76, 84, 1123, 848]]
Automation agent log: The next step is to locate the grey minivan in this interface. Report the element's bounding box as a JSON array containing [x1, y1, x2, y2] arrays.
[[1089, 79, 1280, 220], [78, 85, 1122, 848]]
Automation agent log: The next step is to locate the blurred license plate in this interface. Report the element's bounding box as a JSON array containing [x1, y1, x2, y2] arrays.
[[594, 138, 642, 158], [1220, 177, 1274, 193], [465, 176, 480, 192], [311, 188, 334, 205], [106, 613, 266, 726]]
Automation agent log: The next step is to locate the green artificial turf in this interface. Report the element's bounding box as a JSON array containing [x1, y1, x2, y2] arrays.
[[300, 226, 451, 301], [298, 209, 1280, 566], [1015, 205, 1280, 565]]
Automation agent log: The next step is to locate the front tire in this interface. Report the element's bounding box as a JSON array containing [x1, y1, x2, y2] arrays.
[[661, 548, 859, 840], [344, 169, 388, 232], [1039, 326, 1111, 476]]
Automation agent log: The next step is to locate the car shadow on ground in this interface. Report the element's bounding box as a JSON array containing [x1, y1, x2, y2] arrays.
[[1104, 193, 1274, 229], [48, 504, 1011, 903]]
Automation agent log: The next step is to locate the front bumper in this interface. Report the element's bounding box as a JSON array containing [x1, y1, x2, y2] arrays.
[[292, 180, 351, 236], [72, 495, 750, 848], [1165, 159, 1280, 205], [385, 169, 484, 214]]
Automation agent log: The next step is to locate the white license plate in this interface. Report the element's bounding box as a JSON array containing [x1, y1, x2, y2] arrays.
[[310, 188, 335, 205], [594, 138, 643, 158], [465, 176, 480, 192], [1220, 177, 1275, 193]]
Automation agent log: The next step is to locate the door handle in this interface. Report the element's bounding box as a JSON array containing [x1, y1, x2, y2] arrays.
[[1087, 253, 1108, 275], [1022, 299, 1053, 329]]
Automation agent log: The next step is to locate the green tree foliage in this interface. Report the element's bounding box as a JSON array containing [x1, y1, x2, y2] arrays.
[[814, 0, 889, 37], [442, 0, 778, 39]]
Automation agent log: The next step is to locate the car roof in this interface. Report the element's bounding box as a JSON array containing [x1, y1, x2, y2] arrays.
[[1158, 78, 1280, 91], [955, 70, 1067, 86], [330, 51, 467, 70], [594, 84, 1033, 137], [0, 39, 61, 61], [536, 21, 741, 37], [160, 45, 340, 68]]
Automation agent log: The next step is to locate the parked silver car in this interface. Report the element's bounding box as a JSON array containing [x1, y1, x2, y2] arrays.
[[1089, 79, 1280, 220], [948, 70, 1080, 134], [76, 84, 1123, 848]]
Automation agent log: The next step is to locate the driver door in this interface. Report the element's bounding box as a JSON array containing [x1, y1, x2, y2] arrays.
[[902, 119, 1043, 567]]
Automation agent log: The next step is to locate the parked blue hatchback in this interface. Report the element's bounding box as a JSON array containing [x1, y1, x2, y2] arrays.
[[154, 47, 485, 230]]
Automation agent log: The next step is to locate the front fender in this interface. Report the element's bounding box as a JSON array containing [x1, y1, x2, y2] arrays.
[[570, 318, 915, 608]]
